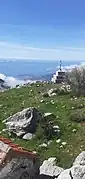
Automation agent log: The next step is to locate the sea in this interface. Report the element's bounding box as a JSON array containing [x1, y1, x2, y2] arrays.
[[0, 59, 84, 87]]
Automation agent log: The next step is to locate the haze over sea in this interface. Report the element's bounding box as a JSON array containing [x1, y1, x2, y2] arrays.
[[0, 59, 83, 77], [0, 59, 84, 88]]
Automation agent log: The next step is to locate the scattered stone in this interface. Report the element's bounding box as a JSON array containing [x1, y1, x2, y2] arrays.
[[62, 142, 67, 146], [62, 105, 66, 108], [43, 88, 58, 98], [36, 84, 40, 87], [51, 93, 56, 96], [75, 97, 77, 100], [56, 139, 61, 143], [72, 128, 77, 133], [40, 99, 44, 103], [47, 140, 52, 145], [53, 125, 60, 129], [60, 145, 63, 148], [53, 125, 60, 135], [40, 157, 64, 178], [44, 112, 53, 117], [23, 133, 35, 140], [40, 151, 85, 179], [2, 129, 7, 132], [39, 143, 48, 148]]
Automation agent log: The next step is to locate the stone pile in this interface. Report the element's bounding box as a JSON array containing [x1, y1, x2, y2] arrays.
[[40, 151, 85, 179]]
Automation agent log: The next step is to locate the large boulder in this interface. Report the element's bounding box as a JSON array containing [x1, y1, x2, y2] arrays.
[[4, 108, 42, 137], [57, 151, 85, 179], [39, 152, 85, 179]]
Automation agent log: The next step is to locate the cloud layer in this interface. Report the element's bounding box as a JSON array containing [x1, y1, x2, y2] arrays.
[[0, 73, 24, 88], [0, 62, 84, 88], [0, 41, 85, 61]]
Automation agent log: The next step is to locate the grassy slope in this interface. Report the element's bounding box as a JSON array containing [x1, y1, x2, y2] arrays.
[[0, 83, 85, 168]]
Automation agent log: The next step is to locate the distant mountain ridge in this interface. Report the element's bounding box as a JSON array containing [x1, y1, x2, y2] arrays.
[[17, 73, 54, 81]]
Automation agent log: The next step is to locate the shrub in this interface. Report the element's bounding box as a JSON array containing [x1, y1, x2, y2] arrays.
[[36, 124, 44, 140], [57, 85, 70, 95], [70, 109, 85, 122], [67, 66, 85, 96], [43, 93, 49, 97]]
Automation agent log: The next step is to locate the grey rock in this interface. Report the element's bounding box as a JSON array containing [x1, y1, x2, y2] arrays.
[[4, 107, 42, 137], [57, 151, 85, 179], [71, 165, 85, 179], [39, 143, 48, 148], [57, 169, 71, 179], [40, 157, 64, 178], [73, 151, 85, 166], [23, 133, 35, 140], [40, 152, 85, 179]]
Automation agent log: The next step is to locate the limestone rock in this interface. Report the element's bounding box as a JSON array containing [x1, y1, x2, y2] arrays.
[[40, 157, 64, 178], [23, 133, 35, 140], [57, 169, 71, 179], [40, 152, 85, 179], [39, 143, 48, 148], [73, 151, 85, 166], [4, 107, 42, 137]]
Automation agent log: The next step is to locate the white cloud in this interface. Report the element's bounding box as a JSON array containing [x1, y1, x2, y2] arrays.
[[0, 41, 85, 61], [0, 73, 24, 88]]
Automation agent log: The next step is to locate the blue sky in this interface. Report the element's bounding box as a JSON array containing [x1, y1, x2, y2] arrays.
[[0, 0, 85, 60]]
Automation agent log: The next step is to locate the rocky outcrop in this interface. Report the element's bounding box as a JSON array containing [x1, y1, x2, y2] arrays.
[[4, 108, 42, 138], [3, 108, 60, 140], [39, 152, 85, 179], [43, 88, 58, 97], [40, 158, 64, 178]]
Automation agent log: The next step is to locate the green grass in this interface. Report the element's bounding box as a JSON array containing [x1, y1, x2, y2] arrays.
[[0, 83, 85, 168]]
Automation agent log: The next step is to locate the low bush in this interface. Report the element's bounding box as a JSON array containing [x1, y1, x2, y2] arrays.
[[70, 109, 85, 122]]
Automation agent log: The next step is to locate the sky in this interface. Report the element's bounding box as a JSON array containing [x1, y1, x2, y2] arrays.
[[0, 0, 85, 60]]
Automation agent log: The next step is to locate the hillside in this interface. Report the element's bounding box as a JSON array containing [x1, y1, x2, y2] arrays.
[[0, 82, 85, 169]]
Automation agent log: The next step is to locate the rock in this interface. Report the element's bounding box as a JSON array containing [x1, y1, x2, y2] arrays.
[[44, 113, 53, 117], [39, 143, 48, 148], [71, 165, 85, 179], [51, 93, 56, 96], [72, 128, 77, 133], [23, 133, 35, 140], [47, 140, 52, 145], [16, 131, 26, 137], [57, 169, 71, 179], [53, 125, 60, 129], [53, 125, 60, 135], [73, 151, 85, 166], [4, 107, 42, 137], [51, 101, 55, 105], [43, 88, 58, 98], [40, 152, 85, 179], [56, 139, 61, 143], [62, 142, 67, 146], [58, 151, 85, 179], [40, 157, 64, 178], [40, 99, 44, 103], [2, 129, 7, 132]]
